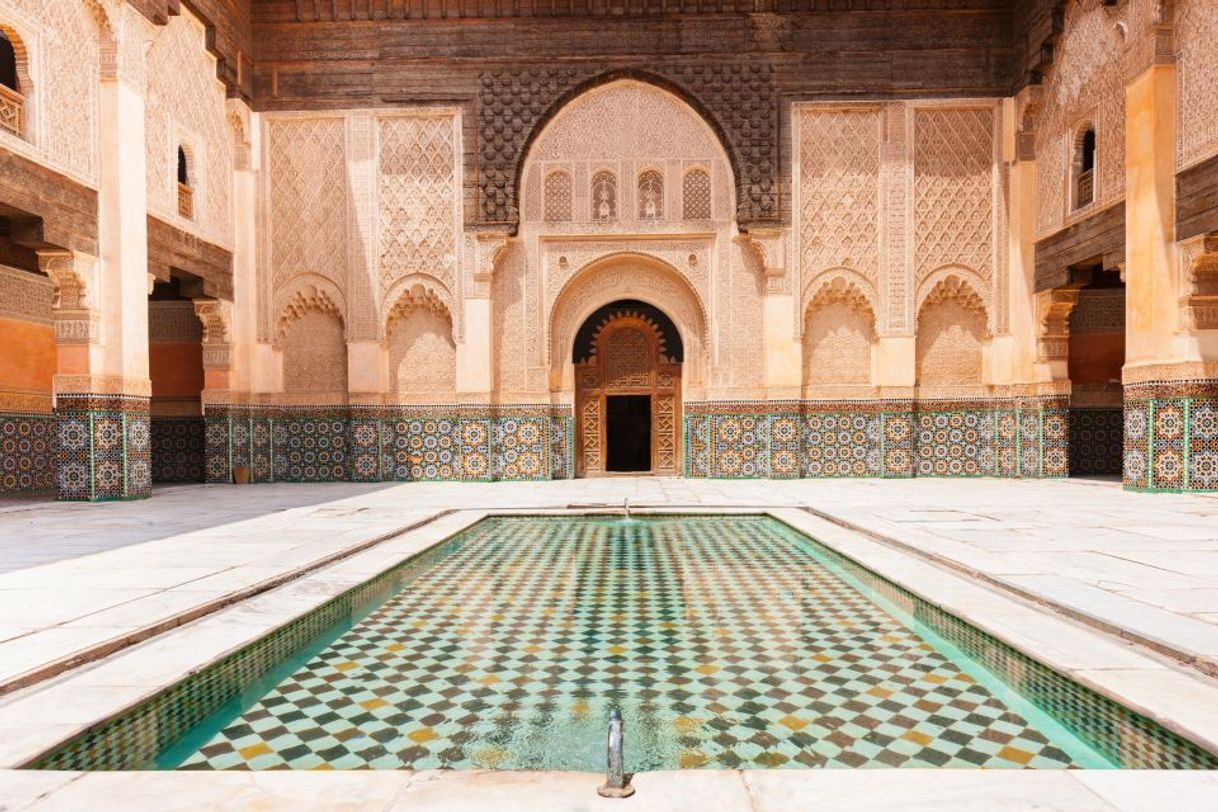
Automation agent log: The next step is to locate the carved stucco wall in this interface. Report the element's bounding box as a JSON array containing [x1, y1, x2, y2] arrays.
[[260, 110, 462, 357], [477, 65, 776, 228], [512, 80, 741, 401], [0, 0, 100, 186], [1176, 0, 1218, 170], [803, 296, 875, 387], [145, 10, 233, 248], [281, 310, 347, 399], [796, 101, 1002, 349], [1035, 0, 1127, 240]]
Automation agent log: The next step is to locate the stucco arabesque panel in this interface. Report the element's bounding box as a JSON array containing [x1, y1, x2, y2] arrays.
[[144, 10, 233, 249], [1034, 0, 1127, 241], [0, 0, 100, 187]]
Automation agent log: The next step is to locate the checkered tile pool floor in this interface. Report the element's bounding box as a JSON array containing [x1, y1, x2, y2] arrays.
[[168, 516, 1113, 771]]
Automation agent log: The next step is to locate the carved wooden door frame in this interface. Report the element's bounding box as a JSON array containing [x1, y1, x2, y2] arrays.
[[575, 312, 681, 477]]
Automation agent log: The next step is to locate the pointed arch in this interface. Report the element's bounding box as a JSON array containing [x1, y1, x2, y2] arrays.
[[384, 280, 456, 397], [803, 277, 877, 387], [514, 69, 744, 227], [916, 273, 989, 388]]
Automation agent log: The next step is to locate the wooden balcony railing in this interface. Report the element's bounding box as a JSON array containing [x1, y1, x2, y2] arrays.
[[177, 182, 194, 220], [0, 84, 24, 138], [1075, 169, 1094, 209]]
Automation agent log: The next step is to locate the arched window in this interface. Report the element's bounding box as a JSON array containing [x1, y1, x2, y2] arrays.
[[177, 146, 194, 219], [638, 170, 663, 220], [0, 31, 16, 92], [591, 171, 617, 222], [0, 29, 25, 139], [682, 169, 711, 220], [1073, 125, 1096, 210], [544, 170, 572, 222]]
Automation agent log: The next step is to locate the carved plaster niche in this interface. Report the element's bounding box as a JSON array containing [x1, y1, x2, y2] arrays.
[[226, 99, 252, 171], [472, 231, 512, 298], [735, 228, 789, 294], [1180, 233, 1218, 330], [1015, 85, 1042, 162], [1035, 285, 1084, 363], [38, 251, 100, 346]]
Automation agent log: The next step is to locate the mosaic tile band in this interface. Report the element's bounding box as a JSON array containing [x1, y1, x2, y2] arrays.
[[1123, 382, 1218, 492], [54, 394, 152, 501], [28, 516, 1218, 773], [684, 401, 1069, 480], [0, 412, 56, 494], [203, 406, 575, 484]]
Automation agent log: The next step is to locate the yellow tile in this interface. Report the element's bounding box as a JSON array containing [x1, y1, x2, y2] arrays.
[[695, 663, 720, 675], [333, 661, 358, 672], [867, 686, 893, 699], [901, 730, 932, 746], [607, 644, 627, 655], [408, 728, 438, 744], [360, 697, 389, 711], [523, 644, 543, 654], [679, 750, 709, 768], [923, 674, 947, 684], [812, 653, 832, 663], [571, 700, 590, 718], [386, 643, 405, 652], [239, 742, 272, 760], [478, 673, 501, 685], [997, 746, 1034, 765], [673, 716, 702, 734], [474, 747, 508, 768], [779, 715, 809, 731]]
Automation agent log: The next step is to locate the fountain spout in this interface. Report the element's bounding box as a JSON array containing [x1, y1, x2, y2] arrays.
[[597, 707, 635, 798]]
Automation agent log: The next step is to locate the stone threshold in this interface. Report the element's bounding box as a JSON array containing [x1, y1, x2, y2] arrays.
[[0, 511, 453, 699], [0, 767, 1214, 811], [802, 504, 1218, 680]]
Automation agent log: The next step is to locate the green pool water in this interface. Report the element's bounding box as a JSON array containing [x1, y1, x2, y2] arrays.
[[32, 515, 1218, 772]]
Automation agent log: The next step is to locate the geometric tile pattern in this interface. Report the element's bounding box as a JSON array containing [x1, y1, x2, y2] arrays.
[[685, 401, 1068, 480], [1068, 409, 1123, 477], [1124, 382, 1218, 492], [150, 418, 205, 483], [0, 413, 55, 493], [53, 394, 152, 501], [200, 406, 575, 484], [32, 516, 1218, 772]]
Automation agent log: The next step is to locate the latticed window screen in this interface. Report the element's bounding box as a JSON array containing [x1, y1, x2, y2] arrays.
[[637, 170, 663, 220], [544, 170, 572, 222], [592, 171, 617, 221], [682, 169, 711, 220]]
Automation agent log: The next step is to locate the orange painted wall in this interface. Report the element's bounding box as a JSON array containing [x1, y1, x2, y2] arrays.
[[1068, 332, 1125, 385], [150, 342, 204, 399], [0, 316, 55, 396]]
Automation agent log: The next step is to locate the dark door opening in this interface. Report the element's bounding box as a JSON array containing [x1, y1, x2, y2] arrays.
[[606, 395, 651, 472]]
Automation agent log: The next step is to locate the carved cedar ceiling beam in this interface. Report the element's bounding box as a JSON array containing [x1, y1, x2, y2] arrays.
[[147, 215, 235, 301], [0, 146, 99, 257]]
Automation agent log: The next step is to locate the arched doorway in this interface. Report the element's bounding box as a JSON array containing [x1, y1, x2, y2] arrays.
[[574, 301, 682, 477]]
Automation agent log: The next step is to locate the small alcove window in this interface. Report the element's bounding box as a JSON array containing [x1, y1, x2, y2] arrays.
[[177, 146, 194, 219], [1073, 125, 1096, 210], [592, 171, 617, 222], [0, 29, 26, 138], [638, 170, 663, 220]]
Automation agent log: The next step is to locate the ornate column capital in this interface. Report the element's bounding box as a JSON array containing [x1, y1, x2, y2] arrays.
[[472, 231, 512, 298], [1035, 285, 1084, 363], [735, 228, 789, 294], [38, 250, 100, 346], [193, 298, 234, 370]]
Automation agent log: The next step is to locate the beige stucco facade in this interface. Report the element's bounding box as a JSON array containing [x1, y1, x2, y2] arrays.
[[0, 1, 1215, 496]]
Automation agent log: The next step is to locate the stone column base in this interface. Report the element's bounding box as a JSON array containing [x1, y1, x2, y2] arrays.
[[1124, 379, 1218, 492], [55, 394, 152, 501]]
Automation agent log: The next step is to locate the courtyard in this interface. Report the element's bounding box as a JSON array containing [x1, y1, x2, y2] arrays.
[[0, 478, 1216, 809]]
